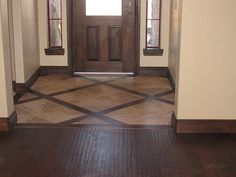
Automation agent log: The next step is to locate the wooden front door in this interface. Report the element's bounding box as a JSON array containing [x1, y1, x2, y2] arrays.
[[72, 0, 136, 72]]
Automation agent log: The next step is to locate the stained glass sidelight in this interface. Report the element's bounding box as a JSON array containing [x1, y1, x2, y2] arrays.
[[146, 0, 161, 48], [48, 0, 62, 47]]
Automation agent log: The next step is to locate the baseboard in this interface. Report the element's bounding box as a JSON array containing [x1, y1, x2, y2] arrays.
[[138, 67, 168, 76], [167, 69, 175, 91], [40, 66, 69, 76], [172, 112, 236, 133], [14, 68, 41, 94], [0, 111, 17, 132]]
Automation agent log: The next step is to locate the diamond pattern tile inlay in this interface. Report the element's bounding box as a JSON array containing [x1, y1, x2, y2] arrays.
[[54, 85, 144, 112], [15, 74, 175, 126], [110, 76, 172, 95], [105, 100, 174, 125]]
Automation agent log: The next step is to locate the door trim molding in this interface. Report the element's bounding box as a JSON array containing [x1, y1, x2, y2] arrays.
[[68, 0, 141, 74]]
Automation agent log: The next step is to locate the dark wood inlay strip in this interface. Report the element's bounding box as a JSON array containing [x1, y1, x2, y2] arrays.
[[29, 89, 93, 115], [48, 83, 99, 96], [28, 89, 127, 126], [16, 97, 42, 105], [80, 75, 149, 97]]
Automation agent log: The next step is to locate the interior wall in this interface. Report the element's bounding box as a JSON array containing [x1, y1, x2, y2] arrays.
[[21, 0, 40, 81], [168, 0, 182, 82], [38, 0, 68, 66], [12, 0, 24, 83], [7, 0, 16, 81], [12, 0, 40, 83], [176, 0, 236, 120], [0, 0, 14, 117], [140, 0, 170, 67]]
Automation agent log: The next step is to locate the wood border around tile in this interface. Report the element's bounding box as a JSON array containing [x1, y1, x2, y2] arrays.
[[172, 112, 236, 134], [14, 68, 41, 94], [0, 111, 17, 132], [138, 67, 168, 76]]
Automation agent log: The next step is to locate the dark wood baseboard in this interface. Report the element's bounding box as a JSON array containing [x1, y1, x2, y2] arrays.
[[14, 68, 41, 94], [138, 67, 168, 76], [167, 69, 175, 91], [172, 112, 236, 134], [40, 66, 69, 76], [0, 111, 17, 132]]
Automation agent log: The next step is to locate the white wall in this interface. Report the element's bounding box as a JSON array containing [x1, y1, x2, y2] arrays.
[[38, 0, 68, 66], [0, 0, 14, 117], [176, 0, 236, 120], [140, 0, 170, 67], [12, 0, 40, 83]]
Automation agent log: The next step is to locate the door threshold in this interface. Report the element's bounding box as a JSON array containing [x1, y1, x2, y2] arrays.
[[74, 72, 134, 76]]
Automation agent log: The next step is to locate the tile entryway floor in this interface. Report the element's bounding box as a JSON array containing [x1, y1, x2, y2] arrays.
[[15, 75, 175, 126]]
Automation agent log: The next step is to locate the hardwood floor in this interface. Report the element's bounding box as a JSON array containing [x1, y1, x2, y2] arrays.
[[0, 127, 235, 177]]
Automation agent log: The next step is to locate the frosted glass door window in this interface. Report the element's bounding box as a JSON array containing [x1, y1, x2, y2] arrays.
[[86, 0, 122, 16]]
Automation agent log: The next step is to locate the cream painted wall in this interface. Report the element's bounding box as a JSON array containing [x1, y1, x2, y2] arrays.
[[176, 0, 236, 120], [12, 0, 40, 83], [0, 0, 15, 117], [38, 0, 68, 66], [140, 0, 170, 67], [7, 0, 16, 81], [12, 0, 25, 83], [21, 0, 40, 81], [168, 0, 182, 82]]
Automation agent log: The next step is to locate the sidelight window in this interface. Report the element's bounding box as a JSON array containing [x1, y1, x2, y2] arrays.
[[143, 0, 163, 56], [45, 0, 64, 55]]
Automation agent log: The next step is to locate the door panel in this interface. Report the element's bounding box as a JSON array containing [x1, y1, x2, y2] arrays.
[[72, 0, 136, 72]]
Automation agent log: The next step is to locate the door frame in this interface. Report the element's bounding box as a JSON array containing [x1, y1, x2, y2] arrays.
[[66, 0, 141, 75]]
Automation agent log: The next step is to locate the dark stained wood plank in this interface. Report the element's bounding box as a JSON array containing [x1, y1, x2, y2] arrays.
[[0, 127, 235, 177]]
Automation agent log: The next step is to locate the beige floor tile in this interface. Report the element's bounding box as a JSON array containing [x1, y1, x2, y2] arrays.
[[19, 92, 38, 102], [73, 117, 111, 125], [55, 85, 143, 112], [32, 75, 94, 95], [110, 76, 172, 95], [160, 93, 175, 102], [16, 99, 84, 123], [105, 100, 174, 125]]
